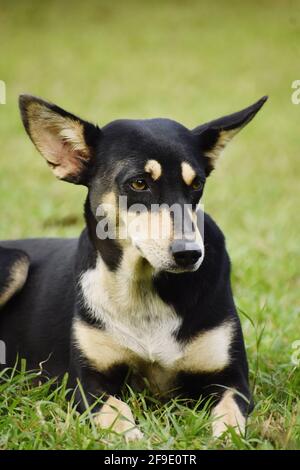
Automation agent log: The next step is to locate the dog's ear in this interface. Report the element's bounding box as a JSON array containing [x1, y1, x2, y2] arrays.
[[19, 95, 101, 184], [192, 96, 268, 175]]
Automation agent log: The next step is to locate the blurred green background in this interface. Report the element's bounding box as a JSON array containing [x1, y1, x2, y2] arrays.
[[0, 0, 299, 448]]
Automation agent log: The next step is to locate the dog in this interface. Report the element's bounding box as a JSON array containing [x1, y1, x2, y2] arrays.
[[0, 94, 267, 441]]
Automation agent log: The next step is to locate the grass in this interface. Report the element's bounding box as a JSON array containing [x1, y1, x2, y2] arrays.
[[0, 0, 299, 450]]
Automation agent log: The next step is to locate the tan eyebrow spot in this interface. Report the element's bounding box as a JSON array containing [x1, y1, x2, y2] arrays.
[[181, 161, 196, 186], [144, 159, 162, 181]]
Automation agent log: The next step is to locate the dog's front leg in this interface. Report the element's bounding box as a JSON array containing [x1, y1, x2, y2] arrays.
[[70, 351, 143, 442]]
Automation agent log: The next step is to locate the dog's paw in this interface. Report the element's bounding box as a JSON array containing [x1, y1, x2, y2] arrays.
[[212, 420, 233, 438], [95, 396, 143, 442], [124, 427, 144, 442], [212, 390, 246, 439]]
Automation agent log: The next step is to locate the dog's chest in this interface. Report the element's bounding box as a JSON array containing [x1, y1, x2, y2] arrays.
[[78, 258, 234, 394], [80, 260, 183, 367], [106, 314, 182, 367]]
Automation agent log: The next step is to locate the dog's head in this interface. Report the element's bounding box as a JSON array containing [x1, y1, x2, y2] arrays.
[[19, 95, 267, 274]]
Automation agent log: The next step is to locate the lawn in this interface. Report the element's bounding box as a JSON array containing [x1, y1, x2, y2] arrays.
[[0, 0, 299, 450]]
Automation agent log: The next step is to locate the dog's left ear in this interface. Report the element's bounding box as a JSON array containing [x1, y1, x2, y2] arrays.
[[192, 96, 268, 175], [19, 95, 101, 184]]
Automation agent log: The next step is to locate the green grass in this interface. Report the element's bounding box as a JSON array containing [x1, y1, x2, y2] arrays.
[[0, 0, 299, 450]]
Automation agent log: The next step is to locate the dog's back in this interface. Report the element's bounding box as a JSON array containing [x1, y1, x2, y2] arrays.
[[0, 238, 78, 376]]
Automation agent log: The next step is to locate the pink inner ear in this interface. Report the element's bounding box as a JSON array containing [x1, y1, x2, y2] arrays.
[[33, 124, 87, 179]]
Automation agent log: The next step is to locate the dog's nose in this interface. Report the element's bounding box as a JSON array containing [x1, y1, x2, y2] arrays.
[[171, 241, 202, 268]]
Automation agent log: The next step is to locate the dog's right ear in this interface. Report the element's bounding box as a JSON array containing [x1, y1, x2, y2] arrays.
[[19, 95, 101, 184]]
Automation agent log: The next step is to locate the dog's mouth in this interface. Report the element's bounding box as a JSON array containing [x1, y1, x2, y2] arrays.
[[170, 264, 202, 273], [163, 259, 203, 274], [134, 242, 204, 274]]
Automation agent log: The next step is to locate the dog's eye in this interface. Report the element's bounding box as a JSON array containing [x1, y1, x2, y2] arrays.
[[191, 177, 203, 191], [130, 179, 149, 191]]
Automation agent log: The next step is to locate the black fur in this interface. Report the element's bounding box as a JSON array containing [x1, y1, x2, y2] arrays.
[[0, 95, 267, 426]]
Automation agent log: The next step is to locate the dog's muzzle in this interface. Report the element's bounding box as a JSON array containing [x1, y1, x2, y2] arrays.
[[171, 240, 203, 269]]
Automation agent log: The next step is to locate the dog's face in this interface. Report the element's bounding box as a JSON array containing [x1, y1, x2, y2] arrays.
[[88, 118, 206, 273], [19, 95, 267, 273]]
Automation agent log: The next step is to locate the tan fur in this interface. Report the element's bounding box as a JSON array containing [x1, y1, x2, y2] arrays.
[[181, 161, 196, 186], [73, 320, 135, 371], [124, 206, 174, 241], [0, 258, 29, 308], [102, 191, 116, 206], [204, 129, 238, 168], [74, 314, 234, 395], [101, 191, 118, 229], [118, 205, 175, 270], [0, 80, 5, 104], [27, 102, 89, 179], [94, 396, 143, 441], [176, 321, 234, 373], [212, 390, 246, 437], [119, 203, 204, 271], [144, 159, 162, 180]]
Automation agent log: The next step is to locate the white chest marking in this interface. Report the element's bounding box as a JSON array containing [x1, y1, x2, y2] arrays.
[[78, 255, 234, 383], [80, 256, 183, 366]]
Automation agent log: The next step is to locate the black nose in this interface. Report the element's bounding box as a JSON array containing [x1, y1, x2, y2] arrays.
[[171, 241, 202, 267]]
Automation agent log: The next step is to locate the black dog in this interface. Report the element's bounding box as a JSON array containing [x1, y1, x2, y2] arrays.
[[0, 95, 267, 440]]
